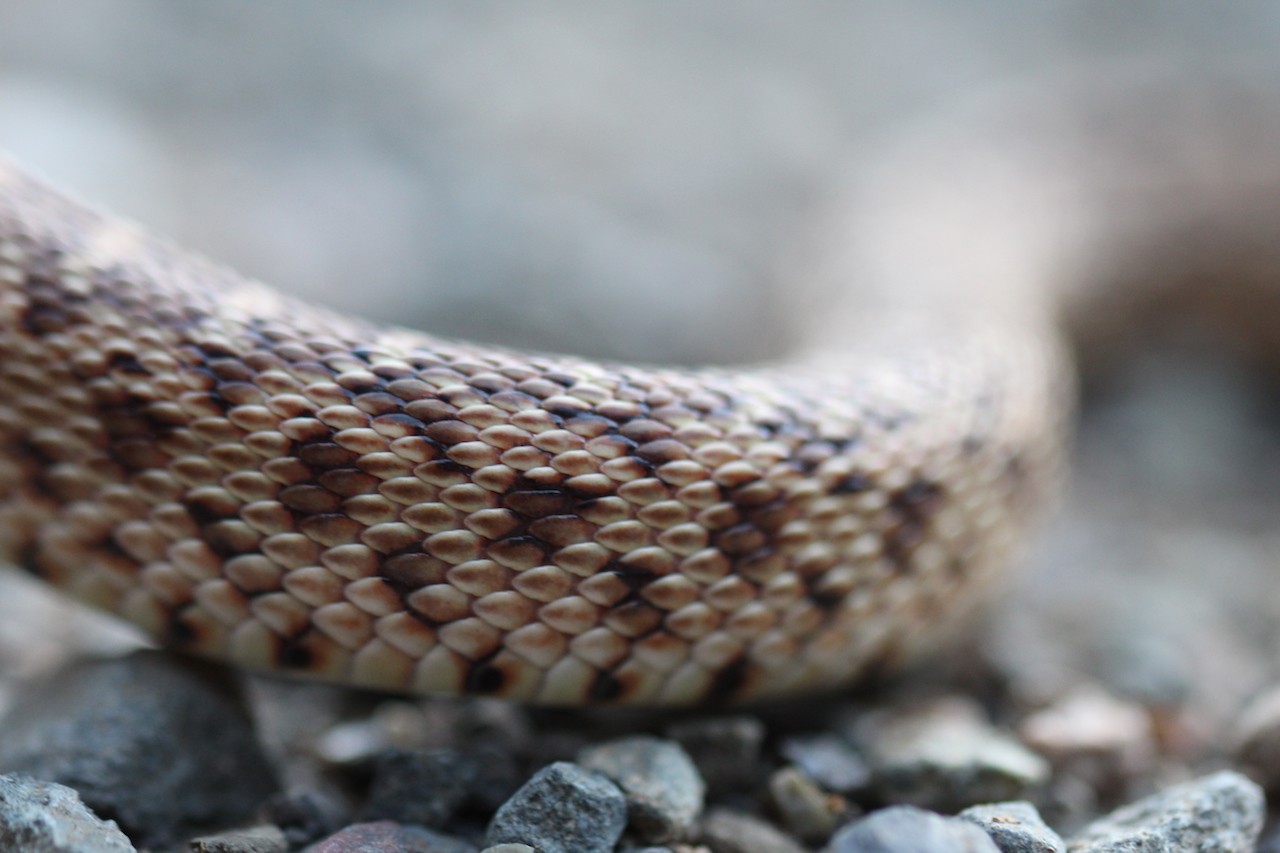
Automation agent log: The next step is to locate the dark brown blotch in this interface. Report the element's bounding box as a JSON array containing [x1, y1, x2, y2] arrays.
[[279, 484, 343, 515], [504, 490, 570, 518], [299, 442, 360, 470], [317, 469, 379, 497], [528, 515, 595, 547]]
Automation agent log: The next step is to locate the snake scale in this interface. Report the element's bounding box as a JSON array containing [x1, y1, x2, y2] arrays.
[[5, 66, 1265, 706]]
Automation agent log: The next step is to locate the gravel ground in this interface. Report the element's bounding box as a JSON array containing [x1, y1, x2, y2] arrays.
[[3, 4, 1280, 852]]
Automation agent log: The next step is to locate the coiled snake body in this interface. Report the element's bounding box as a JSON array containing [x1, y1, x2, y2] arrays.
[[4, 69, 1260, 706]]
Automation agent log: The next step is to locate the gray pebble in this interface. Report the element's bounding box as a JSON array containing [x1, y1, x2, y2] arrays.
[[1018, 686, 1155, 792], [190, 824, 288, 853], [0, 652, 277, 849], [479, 846, 536, 853], [310, 820, 477, 853], [0, 773, 134, 853], [485, 761, 627, 853], [578, 735, 705, 843], [365, 749, 479, 828], [958, 802, 1064, 853], [1069, 770, 1264, 853], [768, 766, 845, 844], [264, 789, 348, 849], [665, 717, 766, 797], [828, 805, 1000, 853], [856, 698, 1049, 812], [778, 734, 870, 794], [699, 807, 807, 853], [1231, 683, 1280, 790]]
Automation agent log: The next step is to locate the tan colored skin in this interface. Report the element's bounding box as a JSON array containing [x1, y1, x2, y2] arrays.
[[0, 153, 1064, 705]]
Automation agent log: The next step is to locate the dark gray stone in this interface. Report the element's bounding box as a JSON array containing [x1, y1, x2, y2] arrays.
[[190, 824, 288, 853], [665, 716, 766, 796], [484, 761, 627, 853], [365, 749, 479, 828], [778, 733, 870, 794], [959, 802, 1064, 853], [265, 789, 349, 849], [829, 806, 1000, 853], [310, 821, 477, 853], [0, 652, 277, 849], [0, 773, 134, 853], [577, 735, 704, 843], [699, 807, 807, 853], [1069, 770, 1264, 853]]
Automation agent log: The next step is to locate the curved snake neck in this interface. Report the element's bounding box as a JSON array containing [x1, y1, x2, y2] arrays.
[[8, 69, 1216, 706]]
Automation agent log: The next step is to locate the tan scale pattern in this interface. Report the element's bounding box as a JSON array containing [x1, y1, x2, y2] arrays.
[[0, 161, 1067, 705]]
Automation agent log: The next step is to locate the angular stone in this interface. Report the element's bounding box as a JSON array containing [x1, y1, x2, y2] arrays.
[[778, 733, 870, 794], [1231, 683, 1280, 791], [855, 697, 1049, 812], [0, 652, 277, 849], [578, 735, 704, 843], [1069, 771, 1263, 853], [264, 789, 348, 850], [1019, 685, 1155, 789], [365, 749, 479, 828], [768, 766, 846, 844], [829, 805, 1000, 853], [0, 773, 135, 853], [189, 824, 288, 853], [484, 762, 627, 853], [959, 801, 1064, 853], [311, 820, 477, 853], [699, 807, 807, 853]]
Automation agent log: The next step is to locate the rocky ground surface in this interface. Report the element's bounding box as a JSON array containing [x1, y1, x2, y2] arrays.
[[0, 350, 1277, 853], [4, 5, 1280, 852]]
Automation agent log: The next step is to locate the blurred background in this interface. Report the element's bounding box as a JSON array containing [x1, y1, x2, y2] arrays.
[[3, 0, 1280, 366], [3, 0, 1280, 740]]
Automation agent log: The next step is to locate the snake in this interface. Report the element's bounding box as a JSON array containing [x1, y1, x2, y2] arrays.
[[1, 66, 1267, 707]]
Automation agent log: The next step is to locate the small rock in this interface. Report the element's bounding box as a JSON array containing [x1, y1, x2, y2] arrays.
[[190, 824, 288, 853], [578, 735, 705, 843], [479, 846, 536, 853], [264, 789, 348, 849], [768, 766, 846, 844], [828, 805, 1000, 853], [1231, 683, 1280, 790], [1019, 685, 1155, 793], [958, 801, 1064, 853], [466, 743, 525, 813], [854, 697, 1049, 812], [311, 820, 476, 853], [0, 652, 277, 849], [1036, 773, 1098, 838], [699, 808, 806, 853], [484, 761, 627, 853], [1097, 632, 1191, 709], [365, 749, 479, 828], [0, 773, 135, 853], [778, 734, 870, 794], [665, 717, 766, 797], [1069, 770, 1263, 853]]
